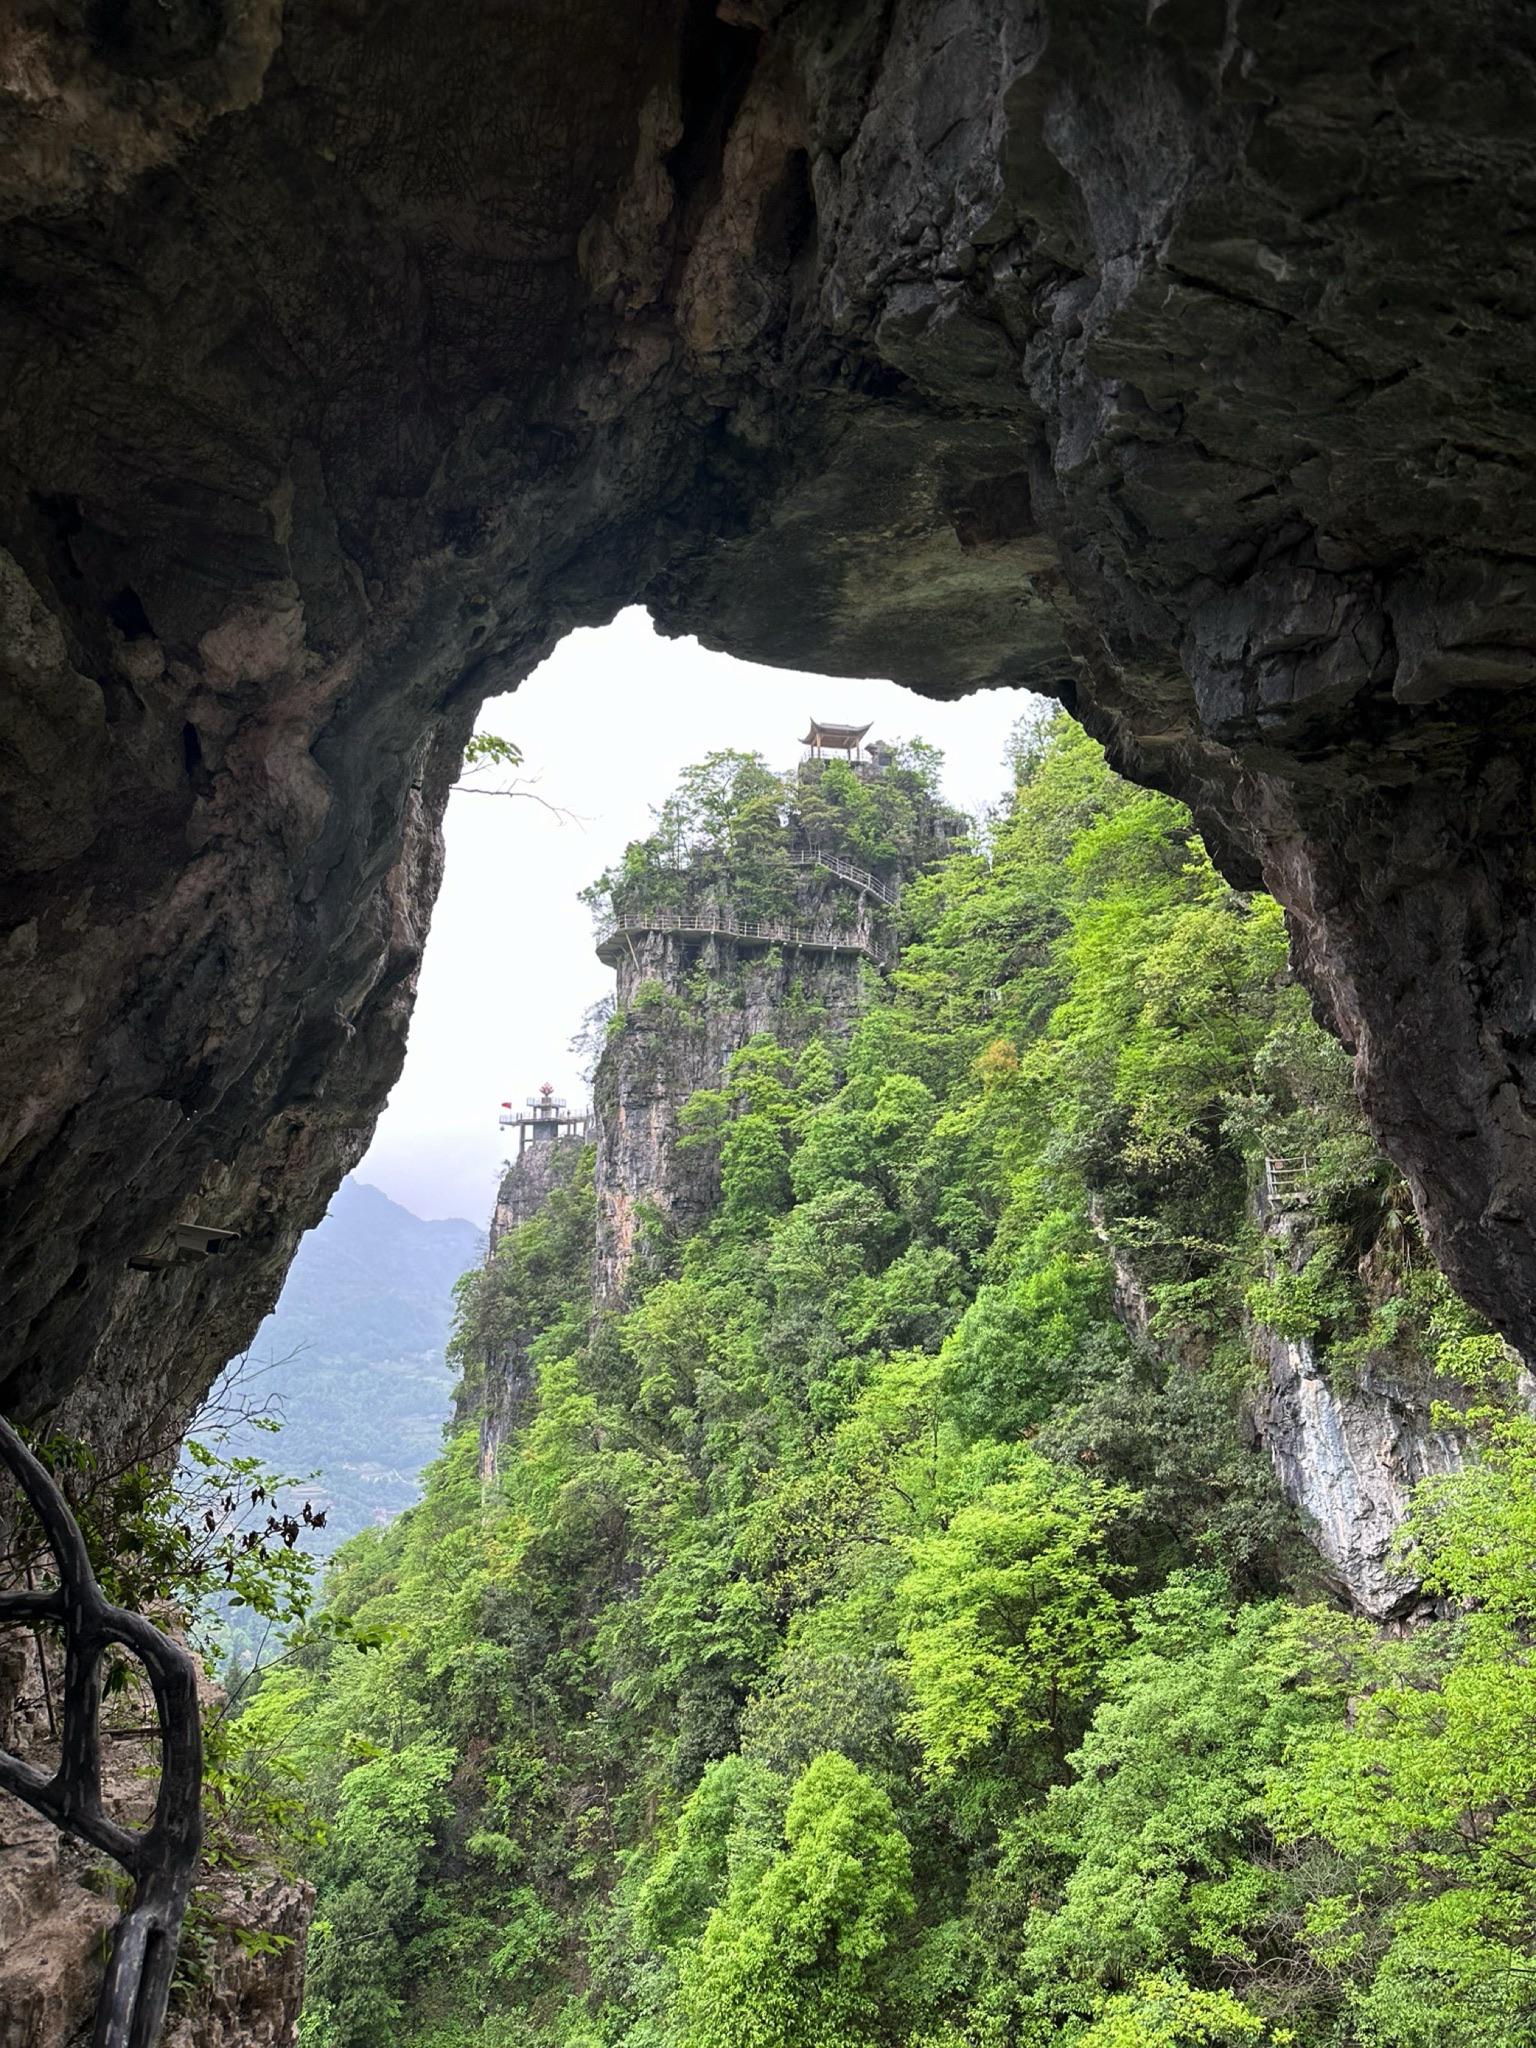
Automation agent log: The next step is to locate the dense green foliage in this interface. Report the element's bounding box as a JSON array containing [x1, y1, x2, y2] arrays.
[[248, 722, 1531, 2048], [17, 1419, 320, 1656], [581, 744, 949, 929]]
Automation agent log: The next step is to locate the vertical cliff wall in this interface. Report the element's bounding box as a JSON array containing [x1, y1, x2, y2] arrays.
[[459, 1127, 592, 1480], [594, 925, 873, 1303], [1253, 1325, 1466, 1621], [1100, 1161, 1482, 1618], [1247, 1179, 1474, 1618], [590, 752, 957, 1301], [490, 1128, 591, 1252]]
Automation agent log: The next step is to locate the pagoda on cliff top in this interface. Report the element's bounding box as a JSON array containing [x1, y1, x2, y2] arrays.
[[800, 717, 871, 762]]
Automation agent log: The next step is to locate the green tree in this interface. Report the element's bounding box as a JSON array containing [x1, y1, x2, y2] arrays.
[[262, 716, 1520, 2048], [675, 1754, 914, 2048], [1269, 1415, 1536, 2047], [899, 1453, 1128, 1796]]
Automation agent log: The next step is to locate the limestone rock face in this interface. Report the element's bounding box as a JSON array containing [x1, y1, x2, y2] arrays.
[[1254, 1327, 1466, 1620], [463, 1128, 591, 1478], [4, 0, 1536, 1435], [1242, 1181, 1479, 1617], [0, 0, 282, 219], [1095, 1179, 1474, 1618], [0, 1808, 309, 2048], [162, 1876, 310, 2048], [589, 755, 946, 1302], [489, 1127, 592, 1254], [594, 929, 870, 1302]]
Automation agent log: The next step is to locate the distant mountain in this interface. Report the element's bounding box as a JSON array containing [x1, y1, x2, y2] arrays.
[[209, 1178, 482, 1556]]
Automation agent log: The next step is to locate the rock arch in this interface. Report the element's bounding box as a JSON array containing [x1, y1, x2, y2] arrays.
[[3, 0, 1536, 1429]]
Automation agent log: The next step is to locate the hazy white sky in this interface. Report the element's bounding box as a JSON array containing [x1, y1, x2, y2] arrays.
[[359, 607, 1041, 1222]]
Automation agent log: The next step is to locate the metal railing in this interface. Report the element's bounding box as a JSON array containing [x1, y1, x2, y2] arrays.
[[787, 848, 898, 907], [797, 756, 883, 783], [0, 1415, 201, 2048], [596, 908, 880, 963], [1263, 1156, 1315, 1208]]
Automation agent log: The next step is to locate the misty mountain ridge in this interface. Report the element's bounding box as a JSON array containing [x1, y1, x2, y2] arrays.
[[213, 1177, 481, 1553]]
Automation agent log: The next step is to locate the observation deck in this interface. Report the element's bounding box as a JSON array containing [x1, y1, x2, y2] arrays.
[[499, 1084, 591, 1151], [795, 717, 893, 786], [595, 907, 881, 966], [594, 723, 900, 971]]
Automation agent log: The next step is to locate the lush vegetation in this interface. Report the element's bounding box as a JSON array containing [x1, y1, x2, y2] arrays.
[[240, 720, 1532, 2048], [581, 743, 950, 929]]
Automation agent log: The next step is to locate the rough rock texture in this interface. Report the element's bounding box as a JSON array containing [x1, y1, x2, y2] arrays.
[[0, 1811, 308, 2048], [1246, 1183, 1475, 1616], [590, 750, 954, 1301], [488, 1128, 591, 1255], [5, 0, 1536, 1442], [595, 924, 871, 1301], [1095, 1180, 1471, 1617], [1253, 1324, 1465, 1620], [462, 1128, 590, 1478], [162, 1875, 310, 2048]]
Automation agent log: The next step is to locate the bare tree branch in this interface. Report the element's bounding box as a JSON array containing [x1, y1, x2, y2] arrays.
[[449, 771, 589, 827]]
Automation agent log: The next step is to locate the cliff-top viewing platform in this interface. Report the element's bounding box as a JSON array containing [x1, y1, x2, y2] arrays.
[[795, 717, 896, 786], [595, 907, 881, 967]]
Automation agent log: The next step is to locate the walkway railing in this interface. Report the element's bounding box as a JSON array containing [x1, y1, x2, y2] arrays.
[[797, 757, 883, 784], [1263, 1156, 1316, 1209], [498, 1111, 591, 1136], [787, 848, 898, 907], [0, 1415, 202, 2048], [596, 908, 880, 964]]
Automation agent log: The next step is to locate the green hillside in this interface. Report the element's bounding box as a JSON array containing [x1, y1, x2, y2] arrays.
[[234, 728, 1533, 2048]]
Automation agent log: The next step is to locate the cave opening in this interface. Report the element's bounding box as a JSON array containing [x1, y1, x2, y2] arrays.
[[360, 607, 1030, 1224], [4, 2, 1536, 2033]]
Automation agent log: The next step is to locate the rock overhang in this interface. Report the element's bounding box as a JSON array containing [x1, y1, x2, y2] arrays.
[[3, 0, 1536, 1435]]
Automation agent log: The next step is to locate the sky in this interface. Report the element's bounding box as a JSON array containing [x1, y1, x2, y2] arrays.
[[357, 607, 1042, 1223]]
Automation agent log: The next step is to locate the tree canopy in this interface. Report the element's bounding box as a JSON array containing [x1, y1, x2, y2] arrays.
[[240, 716, 1531, 2048]]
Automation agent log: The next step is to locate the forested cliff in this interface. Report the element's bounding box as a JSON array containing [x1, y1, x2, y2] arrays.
[[238, 727, 1536, 2048]]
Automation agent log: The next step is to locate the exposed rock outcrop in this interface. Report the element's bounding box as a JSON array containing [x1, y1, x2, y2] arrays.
[[1094, 1171, 1473, 1617], [461, 1122, 591, 1478], [488, 1122, 591, 1255], [1253, 1326, 1464, 1621], [4, 0, 1536, 1446], [595, 926, 872, 1302], [1246, 1176, 1478, 1616], [0, 1810, 309, 2048], [592, 752, 954, 1300]]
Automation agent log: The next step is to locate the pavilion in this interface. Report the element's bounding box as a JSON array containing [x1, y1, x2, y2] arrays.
[[800, 718, 872, 763]]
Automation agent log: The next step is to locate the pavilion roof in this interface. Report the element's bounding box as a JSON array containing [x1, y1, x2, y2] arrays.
[[801, 719, 872, 749]]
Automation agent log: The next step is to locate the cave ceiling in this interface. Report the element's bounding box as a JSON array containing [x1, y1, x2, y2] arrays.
[[3, 0, 1536, 1428]]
